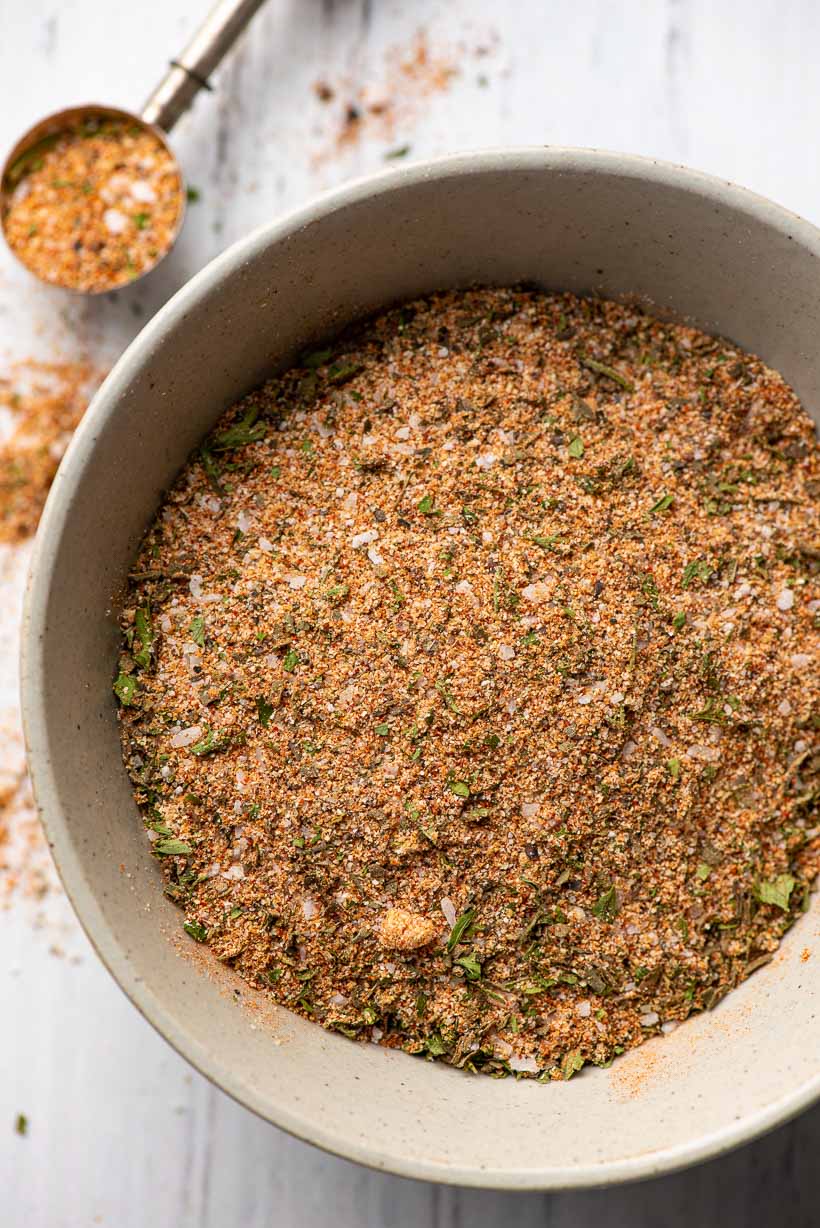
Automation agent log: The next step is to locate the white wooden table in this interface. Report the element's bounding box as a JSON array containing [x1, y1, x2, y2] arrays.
[[1, 2, 818, 1223]]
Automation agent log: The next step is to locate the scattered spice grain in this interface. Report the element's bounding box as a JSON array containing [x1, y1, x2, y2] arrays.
[[2, 115, 182, 292], [0, 360, 101, 541], [118, 287, 819, 1080]]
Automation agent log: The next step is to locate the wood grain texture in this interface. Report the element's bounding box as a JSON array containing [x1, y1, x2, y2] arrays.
[[0, 1, 818, 1223]]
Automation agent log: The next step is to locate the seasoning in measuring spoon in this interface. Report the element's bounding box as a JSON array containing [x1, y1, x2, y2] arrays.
[[2, 115, 183, 293]]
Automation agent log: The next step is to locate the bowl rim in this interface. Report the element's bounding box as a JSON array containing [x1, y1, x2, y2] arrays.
[[20, 145, 820, 1190]]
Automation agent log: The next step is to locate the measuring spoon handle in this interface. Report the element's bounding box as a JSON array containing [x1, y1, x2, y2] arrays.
[[141, 0, 268, 133]]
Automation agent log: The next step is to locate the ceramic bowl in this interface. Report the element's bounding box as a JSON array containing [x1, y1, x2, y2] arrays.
[[21, 149, 820, 1188]]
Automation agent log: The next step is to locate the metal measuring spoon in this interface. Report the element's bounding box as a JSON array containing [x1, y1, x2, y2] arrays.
[[0, 0, 267, 294]]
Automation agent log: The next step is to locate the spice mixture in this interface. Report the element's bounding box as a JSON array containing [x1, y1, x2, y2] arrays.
[[2, 115, 182, 293], [0, 360, 100, 542], [116, 288, 818, 1080]]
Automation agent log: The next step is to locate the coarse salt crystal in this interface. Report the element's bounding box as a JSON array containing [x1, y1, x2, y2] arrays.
[[521, 801, 540, 819], [131, 180, 157, 204], [661, 1021, 678, 1035], [640, 1012, 659, 1027], [302, 896, 318, 920], [102, 174, 131, 200], [286, 575, 307, 589], [650, 726, 671, 747], [777, 699, 792, 717], [610, 691, 624, 705], [258, 537, 273, 553], [790, 653, 811, 670], [170, 725, 202, 748], [351, 529, 378, 548], [576, 1000, 591, 1018], [222, 864, 245, 881], [237, 510, 251, 533], [521, 582, 551, 604], [508, 1055, 540, 1073], [367, 547, 384, 565], [103, 208, 127, 234], [475, 452, 497, 470], [311, 413, 333, 439], [440, 897, 457, 928], [499, 643, 515, 661], [776, 589, 794, 611], [395, 426, 411, 440], [330, 992, 348, 1006], [686, 743, 720, 762]]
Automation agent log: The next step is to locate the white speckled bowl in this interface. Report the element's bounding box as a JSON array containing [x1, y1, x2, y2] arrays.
[[21, 149, 820, 1188]]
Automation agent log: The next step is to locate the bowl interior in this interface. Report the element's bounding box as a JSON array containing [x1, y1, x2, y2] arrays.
[[22, 150, 820, 1188]]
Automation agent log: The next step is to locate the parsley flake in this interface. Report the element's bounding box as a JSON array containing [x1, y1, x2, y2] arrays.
[[113, 672, 138, 706], [755, 874, 796, 911], [190, 729, 224, 756], [456, 952, 482, 980], [592, 885, 619, 921], [561, 1050, 585, 1080], [649, 493, 674, 515], [682, 559, 713, 589], [447, 907, 476, 951], [212, 406, 266, 450], [154, 838, 193, 857], [580, 355, 634, 390], [133, 607, 154, 669]]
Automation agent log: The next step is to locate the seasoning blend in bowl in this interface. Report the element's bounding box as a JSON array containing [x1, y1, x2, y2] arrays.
[[116, 286, 818, 1081], [1, 111, 184, 293]]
